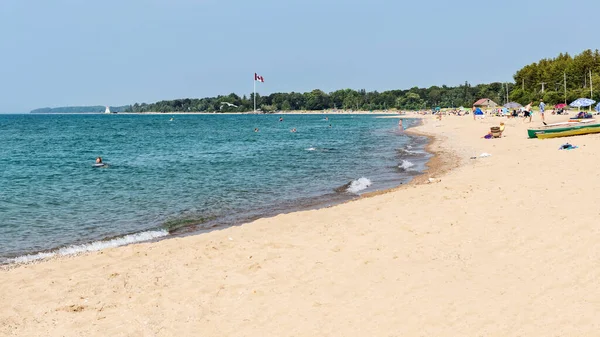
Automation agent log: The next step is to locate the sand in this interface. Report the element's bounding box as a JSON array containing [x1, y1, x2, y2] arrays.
[[3, 112, 600, 336]]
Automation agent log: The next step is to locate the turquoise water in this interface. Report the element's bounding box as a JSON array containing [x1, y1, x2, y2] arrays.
[[0, 114, 429, 263]]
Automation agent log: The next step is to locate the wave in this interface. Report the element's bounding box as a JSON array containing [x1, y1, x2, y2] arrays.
[[396, 148, 426, 157], [7, 230, 168, 264], [305, 147, 336, 152], [398, 160, 416, 171], [346, 177, 372, 194]]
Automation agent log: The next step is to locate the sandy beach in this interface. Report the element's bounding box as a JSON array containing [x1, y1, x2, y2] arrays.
[[3, 112, 600, 336]]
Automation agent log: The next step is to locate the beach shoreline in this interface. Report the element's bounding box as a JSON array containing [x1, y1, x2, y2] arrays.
[[29, 110, 406, 115], [359, 118, 455, 199], [4, 113, 600, 335]]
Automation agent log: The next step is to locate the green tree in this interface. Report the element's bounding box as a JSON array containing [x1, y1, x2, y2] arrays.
[[305, 89, 329, 110], [397, 92, 424, 110]]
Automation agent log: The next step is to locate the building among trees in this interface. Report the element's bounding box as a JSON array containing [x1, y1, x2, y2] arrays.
[[473, 98, 498, 108]]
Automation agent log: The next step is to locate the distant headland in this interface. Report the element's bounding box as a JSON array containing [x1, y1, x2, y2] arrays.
[[30, 106, 129, 114]]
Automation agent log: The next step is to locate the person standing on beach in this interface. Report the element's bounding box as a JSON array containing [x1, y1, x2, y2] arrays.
[[472, 106, 476, 120], [523, 102, 533, 123], [539, 100, 546, 125]]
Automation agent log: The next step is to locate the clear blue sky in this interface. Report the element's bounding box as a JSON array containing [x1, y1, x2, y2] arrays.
[[0, 0, 597, 113]]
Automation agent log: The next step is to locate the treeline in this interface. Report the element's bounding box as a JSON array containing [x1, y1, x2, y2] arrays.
[[31, 50, 599, 114], [30, 106, 129, 113], [125, 49, 596, 113], [510, 49, 599, 104], [125, 83, 506, 113]]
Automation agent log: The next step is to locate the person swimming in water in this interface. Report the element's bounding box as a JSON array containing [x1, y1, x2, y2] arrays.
[[279, 117, 283, 122], [291, 128, 297, 133], [254, 128, 259, 132], [94, 156, 107, 167]]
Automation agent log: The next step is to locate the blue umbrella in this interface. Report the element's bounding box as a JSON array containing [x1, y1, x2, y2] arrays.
[[596, 103, 600, 112], [569, 98, 596, 108]]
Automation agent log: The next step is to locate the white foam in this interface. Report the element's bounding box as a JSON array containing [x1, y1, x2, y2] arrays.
[[347, 177, 372, 194], [8, 230, 169, 264], [399, 149, 424, 156], [399, 159, 415, 171], [305, 147, 316, 151]]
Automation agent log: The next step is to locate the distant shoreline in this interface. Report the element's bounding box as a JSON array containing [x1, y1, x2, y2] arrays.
[[30, 110, 406, 115]]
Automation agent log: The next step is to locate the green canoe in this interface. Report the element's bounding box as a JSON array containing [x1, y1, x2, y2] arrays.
[[528, 121, 600, 138]]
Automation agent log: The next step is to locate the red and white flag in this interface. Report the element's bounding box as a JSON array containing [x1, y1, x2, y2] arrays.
[[254, 73, 264, 82]]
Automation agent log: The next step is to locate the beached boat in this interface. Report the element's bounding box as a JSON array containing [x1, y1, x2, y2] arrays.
[[536, 125, 600, 139], [528, 120, 600, 139]]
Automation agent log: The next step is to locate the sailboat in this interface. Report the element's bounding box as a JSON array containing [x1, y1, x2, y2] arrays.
[[104, 106, 111, 114]]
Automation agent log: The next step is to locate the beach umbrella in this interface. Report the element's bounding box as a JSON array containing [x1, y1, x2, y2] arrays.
[[554, 103, 567, 109], [569, 98, 596, 108], [503, 102, 522, 109], [596, 103, 600, 112]]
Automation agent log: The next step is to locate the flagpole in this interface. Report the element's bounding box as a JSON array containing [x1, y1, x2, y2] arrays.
[[590, 70, 593, 113], [253, 75, 256, 113], [564, 72, 567, 105]]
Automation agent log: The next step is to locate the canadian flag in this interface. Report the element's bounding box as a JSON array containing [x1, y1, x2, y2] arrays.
[[254, 73, 264, 82]]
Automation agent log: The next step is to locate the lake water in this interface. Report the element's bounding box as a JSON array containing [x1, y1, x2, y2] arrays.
[[0, 113, 430, 263]]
